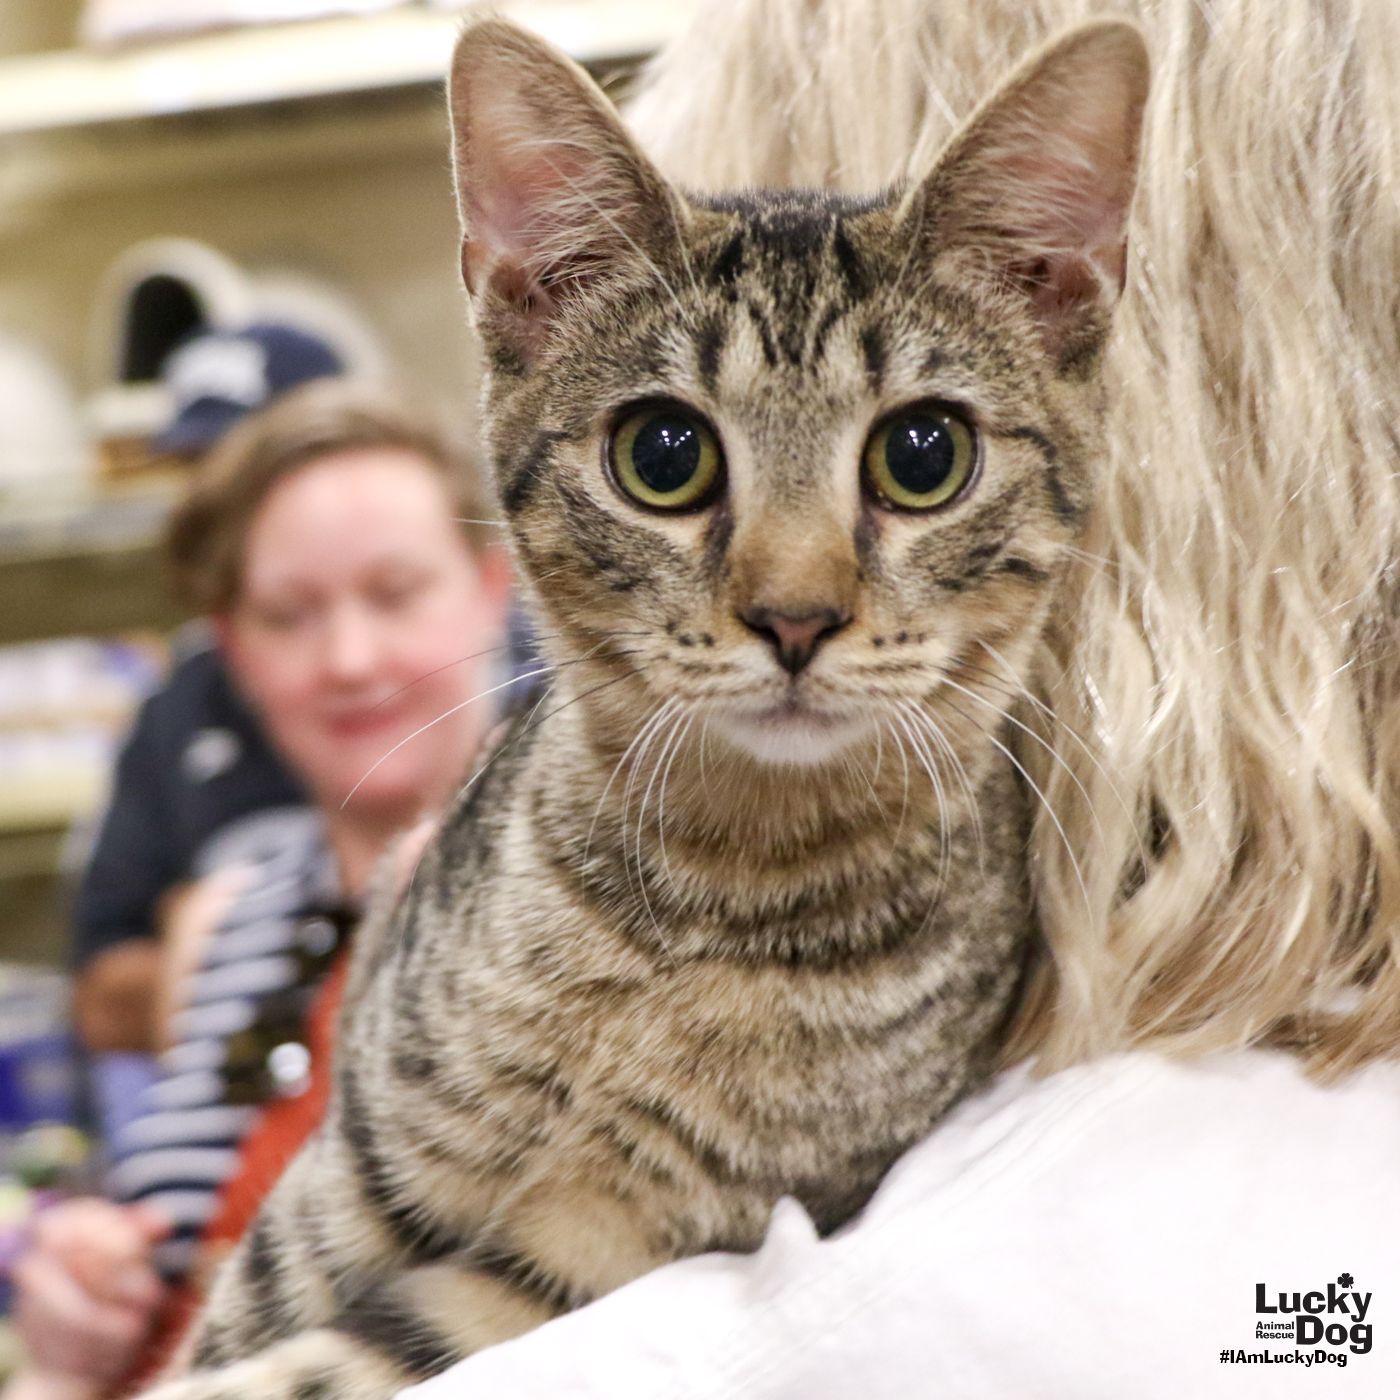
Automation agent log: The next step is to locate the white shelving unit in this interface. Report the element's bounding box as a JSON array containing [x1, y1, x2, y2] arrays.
[[0, 2, 690, 134]]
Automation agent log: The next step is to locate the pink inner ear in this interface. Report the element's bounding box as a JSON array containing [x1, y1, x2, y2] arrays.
[[450, 23, 676, 359], [472, 142, 596, 279], [1025, 254, 1115, 328], [962, 72, 1140, 333], [999, 118, 1128, 247]]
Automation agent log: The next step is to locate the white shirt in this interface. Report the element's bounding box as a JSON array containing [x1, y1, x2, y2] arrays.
[[401, 1050, 1400, 1399]]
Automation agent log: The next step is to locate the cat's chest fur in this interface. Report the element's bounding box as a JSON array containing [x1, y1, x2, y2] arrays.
[[345, 703, 1031, 1290]]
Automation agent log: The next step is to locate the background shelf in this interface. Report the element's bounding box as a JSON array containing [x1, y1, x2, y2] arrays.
[[0, 3, 690, 135], [0, 481, 188, 645], [0, 826, 75, 964]]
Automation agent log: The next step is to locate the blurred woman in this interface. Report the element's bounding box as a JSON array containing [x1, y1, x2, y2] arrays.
[[6, 381, 511, 1400]]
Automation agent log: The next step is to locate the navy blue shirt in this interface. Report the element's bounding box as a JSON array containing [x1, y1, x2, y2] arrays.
[[71, 646, 310, 970]]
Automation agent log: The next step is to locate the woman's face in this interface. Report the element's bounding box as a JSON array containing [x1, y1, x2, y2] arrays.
[[220, 447, 509, 820]]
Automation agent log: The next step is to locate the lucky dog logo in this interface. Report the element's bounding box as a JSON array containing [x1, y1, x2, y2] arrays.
[[1221, 1274, 1373, 1371], [1256, 1272, 1372, 1353], [1254, 1273, 1372, 1354]]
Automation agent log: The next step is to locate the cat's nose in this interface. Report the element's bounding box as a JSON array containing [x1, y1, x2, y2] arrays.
[[738, 605, 851, 675]]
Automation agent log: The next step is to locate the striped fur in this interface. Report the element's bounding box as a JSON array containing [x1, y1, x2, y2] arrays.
[[139, 13, 1146, 1398]]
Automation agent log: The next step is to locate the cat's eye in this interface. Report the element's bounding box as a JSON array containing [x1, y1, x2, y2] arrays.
[[608, 402, 724, 512], [863, 405, 977, 511]]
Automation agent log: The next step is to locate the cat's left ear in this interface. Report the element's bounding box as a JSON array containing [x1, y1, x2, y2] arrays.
[[448, 17, 686, 365], [904, 21, 1149, 361]]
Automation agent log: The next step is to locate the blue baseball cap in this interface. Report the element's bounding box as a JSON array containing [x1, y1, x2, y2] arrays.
[[152, 320, 345, 455]]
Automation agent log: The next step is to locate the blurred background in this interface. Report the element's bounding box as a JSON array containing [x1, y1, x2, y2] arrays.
[[0, 0, 691, 1359]]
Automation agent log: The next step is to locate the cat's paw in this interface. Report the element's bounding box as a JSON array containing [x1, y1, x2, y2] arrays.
[[132, 1338, 400, 1400], [135, 1379, 235, 1400]]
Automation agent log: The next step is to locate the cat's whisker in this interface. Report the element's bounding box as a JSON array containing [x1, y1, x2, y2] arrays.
[[847, 733, 892, 822], [974, 643, 1144, 859], [519, 675, 562, 735], [531, 564, 582, 586], [450, 516, 509, 529], [890, 706, 959, 943], [528, 630, 649, 723], [340, 661, 560, 810], [1061, 544, 1117, 574], [940, 693, 1095, 925], [621, 700, 678, 824], [904, 705, 958, 887], [370, 629, 643, 710], [900, 700, 985, 875], [637, 705, 685, 882], [370, 638, 522, 710], [622, 700, 683, 961], [891, 706, 951, 893], [653, 710, 697, 898], [455, 671, 662, 963], [583, 696, 671, 869], [912, 700, 980, 873], [618, 703, 675, 884], [832, 748, 860, 808], [937, 669, 1112, 856], [901, 698, 983, 847], [380, 660, 652, 967], [882, 718, 912, 848], [504, 662, 653, 788], [349, 633, 640, 810], [698, 718, 713, 796], [842, 741, 884, 815]]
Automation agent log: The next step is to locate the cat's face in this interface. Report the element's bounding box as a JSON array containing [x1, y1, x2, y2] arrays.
[[450, 18, 1147, 767]]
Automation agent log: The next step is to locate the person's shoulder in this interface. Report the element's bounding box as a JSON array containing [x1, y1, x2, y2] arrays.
[[107, 644, 230, 779], [146, 644, 245, 730], [121, 636, 304, 812], [139, 641, 284, 775]]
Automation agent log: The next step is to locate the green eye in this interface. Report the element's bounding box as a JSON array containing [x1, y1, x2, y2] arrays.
[[863, 406, 977, 510], [609, 404, 723, 511]]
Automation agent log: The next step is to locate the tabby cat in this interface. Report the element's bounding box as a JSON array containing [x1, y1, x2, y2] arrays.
[[140, 13, 1147, 1398]]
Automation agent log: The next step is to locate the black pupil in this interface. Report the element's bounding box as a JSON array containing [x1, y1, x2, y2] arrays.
[[885, 415, 957, 495], [632, 415, 702, 495]]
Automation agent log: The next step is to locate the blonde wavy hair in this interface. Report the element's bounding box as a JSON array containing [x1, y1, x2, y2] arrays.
[[628, 0, 1400, 1075]]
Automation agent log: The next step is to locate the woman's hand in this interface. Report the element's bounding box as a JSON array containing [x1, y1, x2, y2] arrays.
[[9, 1198, 169, 1392]]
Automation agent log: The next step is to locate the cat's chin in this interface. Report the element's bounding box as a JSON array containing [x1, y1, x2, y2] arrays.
[[715, 703, 871, 767]]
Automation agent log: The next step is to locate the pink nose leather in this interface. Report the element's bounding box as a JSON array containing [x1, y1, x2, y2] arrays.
[[739, 605, 851, 675]]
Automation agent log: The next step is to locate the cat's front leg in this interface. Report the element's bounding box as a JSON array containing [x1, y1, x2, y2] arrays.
[[138, 1262, 558, 1400]]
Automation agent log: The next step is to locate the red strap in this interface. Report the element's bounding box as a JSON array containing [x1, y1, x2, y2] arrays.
[[121, 955, 347, 1393]]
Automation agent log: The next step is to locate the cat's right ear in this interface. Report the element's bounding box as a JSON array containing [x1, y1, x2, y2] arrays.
[[448, 17, 684, 366], [902, 20, 1149, 364]]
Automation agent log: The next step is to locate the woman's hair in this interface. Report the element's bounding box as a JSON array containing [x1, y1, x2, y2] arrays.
[[629, 0, 1400, 1074], [167, 379, 492, 613]]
